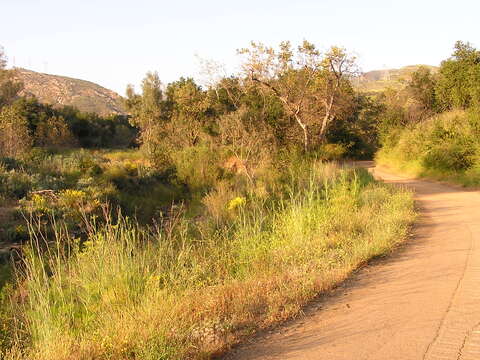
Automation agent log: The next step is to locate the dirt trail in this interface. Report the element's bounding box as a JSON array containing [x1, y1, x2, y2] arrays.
[[226, 163, 480, 360]]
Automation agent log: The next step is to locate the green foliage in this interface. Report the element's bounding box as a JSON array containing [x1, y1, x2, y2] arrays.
[[238, 41, 358, 151], [327, 94, 384, 158], [377, 110, 480, 185], [436, 41, 480, 110], [127, 71, 164, 129], [404, 66, 438, 118], [368, 42, 480, 149], [0, 168, 33, 199], [1, 161, 414, 360], [0, 40, 423, 360], [377, 43, 480, 182], [0, 49, 23, 108], [0, 106, 33, 158], [172, 145, 222, 192], [373, 66, 439, 142], [9, 97, 137, 150], [35, 115, 77, 149], [20, 189, 102, 227], [316, 143, 347, 161], [0, 149, 187, 234]]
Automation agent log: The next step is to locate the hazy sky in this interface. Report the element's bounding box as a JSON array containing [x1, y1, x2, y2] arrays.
[[2, 0, 479, 94]]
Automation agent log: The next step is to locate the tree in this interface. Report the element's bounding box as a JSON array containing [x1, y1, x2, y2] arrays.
[[0, 105, 32, 158], [125, 72, 166, 162], [327, 94, 384, 158], [0, 46, 23, 108], [126, 71, 163, 129], [164, 77, 211, 148], [436, 41, 480, 110], [217, 106, 276, 165], [404, 66, 437, 120], [238, 41, 357, 151], [35, 115, 77, 148], [316, 46, 358, 142], [126, 74, 215, 166]]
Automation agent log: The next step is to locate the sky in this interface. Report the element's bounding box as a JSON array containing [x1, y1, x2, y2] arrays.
[[1, 0, 479, 95]]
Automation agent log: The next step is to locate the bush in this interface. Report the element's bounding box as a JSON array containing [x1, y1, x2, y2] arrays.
[[377, 109, 480, 185], [172, 145, 223, 192], [0, 106, 33, 158], [201, 180, 240, 225], [423, 142, 474, 171], [0, 170, 33, 199], [317, 143, 347, 161]]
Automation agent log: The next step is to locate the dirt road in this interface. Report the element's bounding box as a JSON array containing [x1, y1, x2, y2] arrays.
[[226, 164, 480, 360]]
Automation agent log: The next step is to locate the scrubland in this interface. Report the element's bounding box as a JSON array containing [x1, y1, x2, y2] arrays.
[[0, 39, 427, 359], [0, 157, 414, 360]]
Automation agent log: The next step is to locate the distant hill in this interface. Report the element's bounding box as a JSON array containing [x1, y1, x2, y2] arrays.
[[354, 65, 439, 93], [13, 68, 126, 116]]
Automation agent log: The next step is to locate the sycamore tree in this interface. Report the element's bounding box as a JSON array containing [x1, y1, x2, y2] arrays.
[[238, 41, 358, 151]]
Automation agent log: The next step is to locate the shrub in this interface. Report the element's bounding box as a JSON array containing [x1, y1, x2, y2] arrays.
[[172, 145, 223, 192], [201, 180, 239, 225], [423, 141, 474, 171], [20, 188, 102, 227], [377, 109, 480, 185], [35, 116, 77, 149], [0, 170, 33, 199], [0, 106, 33, 158], [317, 143, 347, 161]]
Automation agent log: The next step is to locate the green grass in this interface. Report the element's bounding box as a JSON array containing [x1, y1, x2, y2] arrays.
[[0, 162, 415, 360]]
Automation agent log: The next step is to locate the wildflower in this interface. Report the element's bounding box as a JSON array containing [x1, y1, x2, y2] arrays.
[[227, 196, 246, 210]]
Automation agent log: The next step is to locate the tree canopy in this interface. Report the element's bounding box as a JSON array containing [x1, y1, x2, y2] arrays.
[[436, 41, 480, 110]]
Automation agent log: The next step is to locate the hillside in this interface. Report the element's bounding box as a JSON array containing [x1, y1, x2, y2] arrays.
[[14, 68, 126, 115], [355, 65, 438, 93]]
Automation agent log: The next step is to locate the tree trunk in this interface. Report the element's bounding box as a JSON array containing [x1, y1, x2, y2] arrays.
[[294, 114, 308, 152], [251, 77, 310, 151], [320, 92, 336, 143], [319, 113, 330, 143]]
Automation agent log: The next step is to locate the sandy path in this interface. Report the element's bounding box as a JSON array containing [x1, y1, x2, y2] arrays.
[[226, 164, 480, 360]]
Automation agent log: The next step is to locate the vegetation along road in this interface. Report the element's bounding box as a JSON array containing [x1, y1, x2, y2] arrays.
[[227, 163, 480, 360]]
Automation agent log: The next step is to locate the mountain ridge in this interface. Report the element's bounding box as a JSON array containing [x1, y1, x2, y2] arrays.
[[13, 65, 439, 114], [355, 64, 439, 93], [13, 68, 126, 116]]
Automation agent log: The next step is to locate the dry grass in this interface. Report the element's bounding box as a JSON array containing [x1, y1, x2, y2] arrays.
[[0, 163, 415, 360]]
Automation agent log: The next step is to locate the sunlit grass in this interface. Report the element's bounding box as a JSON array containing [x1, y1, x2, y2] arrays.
[[1, 163, 415, 359]]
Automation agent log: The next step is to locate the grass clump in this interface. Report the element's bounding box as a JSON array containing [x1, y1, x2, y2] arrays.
[[1, 161, 415, 360]]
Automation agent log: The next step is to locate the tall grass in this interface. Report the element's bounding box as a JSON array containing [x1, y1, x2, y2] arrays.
[[1, 162, 414, 359], [377, 109, 480, 186]]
